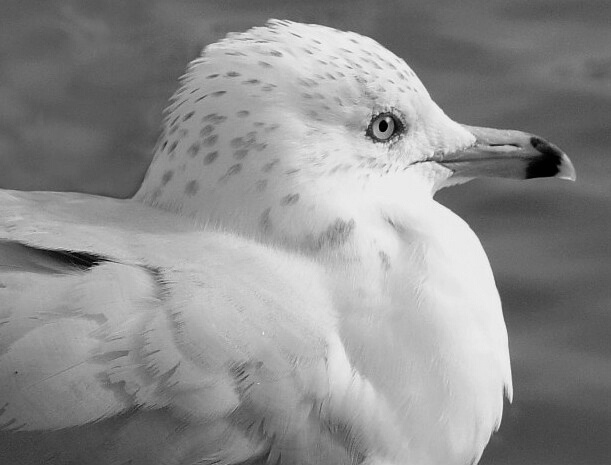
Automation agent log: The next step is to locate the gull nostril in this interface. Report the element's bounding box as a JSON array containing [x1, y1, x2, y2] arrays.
[[489, 143, 520, 148]]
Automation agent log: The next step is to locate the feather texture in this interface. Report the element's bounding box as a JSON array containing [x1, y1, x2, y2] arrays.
[[0, 190, 347, 464]]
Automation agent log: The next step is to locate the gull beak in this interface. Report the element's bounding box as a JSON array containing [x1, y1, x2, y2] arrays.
[[437, 125, 576, 181]]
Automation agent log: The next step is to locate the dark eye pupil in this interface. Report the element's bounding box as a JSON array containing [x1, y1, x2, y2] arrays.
[[367, 112, 404, 143]]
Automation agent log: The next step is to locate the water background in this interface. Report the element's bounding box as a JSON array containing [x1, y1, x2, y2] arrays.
[[1, 1, 609, 463]]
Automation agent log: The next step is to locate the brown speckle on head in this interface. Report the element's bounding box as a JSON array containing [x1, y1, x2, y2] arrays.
[[234, 149, 249, 160], [304, 218, 356, 252], [225, 71, 241, 77], [236, 110, 250, 118], [185, 180, 200, 196], [297, 78, 318, 88], [260, 207, 272, 231], [202, 114, 227, 124], [379, 251, 391, 271], [204, 151, 218, 165], [171, 99, 187, 111], [182, 111, 195, 121], [219, 164, 242, 183], [202, 135, 218, 147], [211, 91, 227, 98], [230, 137, 245, 148], [262, 159, 280, 173], [385, 217, 405, 235], [161, 170, 174, 186], [329, 163, 354, 174], [200, 125, 215, 137], [280, 193, 300, 206], [187, 142, 201, 157], [258, 61, 272, 68]]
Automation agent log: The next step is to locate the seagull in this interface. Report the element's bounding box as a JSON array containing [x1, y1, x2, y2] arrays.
[[0, 20, 575, 465]]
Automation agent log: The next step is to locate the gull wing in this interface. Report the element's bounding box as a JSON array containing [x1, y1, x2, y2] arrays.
[[0, 190, 362, 465]]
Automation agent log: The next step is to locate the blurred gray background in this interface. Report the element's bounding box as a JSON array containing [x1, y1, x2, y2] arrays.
[[1, 1, 609, 463]]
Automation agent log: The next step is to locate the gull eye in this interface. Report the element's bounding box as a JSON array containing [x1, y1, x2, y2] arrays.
[[366, 113, 404, 142]]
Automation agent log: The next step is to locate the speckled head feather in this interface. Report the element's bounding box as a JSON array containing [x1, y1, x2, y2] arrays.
[[134, 19, 476, 248]]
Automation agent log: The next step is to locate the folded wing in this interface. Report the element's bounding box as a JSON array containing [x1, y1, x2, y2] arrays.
[[0, 190, 352, 464]]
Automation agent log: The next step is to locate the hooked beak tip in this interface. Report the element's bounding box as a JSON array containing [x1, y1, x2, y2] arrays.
[[528, 137, 576, 181]]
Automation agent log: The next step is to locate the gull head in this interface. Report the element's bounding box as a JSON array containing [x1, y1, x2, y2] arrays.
[[135, 20, 575, 248]]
